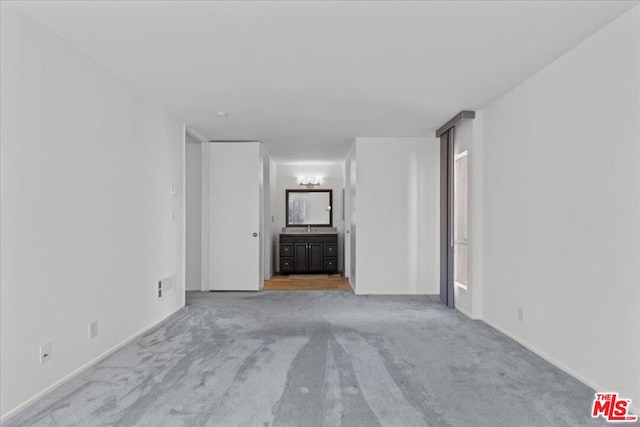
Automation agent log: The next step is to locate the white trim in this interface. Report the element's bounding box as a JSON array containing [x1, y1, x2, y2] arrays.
[[454, 280, 468, 290], [455, 150, 468, 160], [455, 305, 474, 319], [479, 316, 620, 408], [453, 151, 469, 289], [200, 142, 210, 292], [0, 306, 184, 424], [185, 126, 207, 144]]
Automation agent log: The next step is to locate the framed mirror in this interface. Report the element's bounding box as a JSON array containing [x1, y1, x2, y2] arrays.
[[286, 189, 333, 227]]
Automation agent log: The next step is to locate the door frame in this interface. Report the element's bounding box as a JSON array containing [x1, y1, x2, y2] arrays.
[[436, 111, 475, 308], [439, 128, 455, 308]]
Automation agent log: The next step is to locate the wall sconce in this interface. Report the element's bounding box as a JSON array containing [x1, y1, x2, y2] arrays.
[[298, 176, 321, 188]]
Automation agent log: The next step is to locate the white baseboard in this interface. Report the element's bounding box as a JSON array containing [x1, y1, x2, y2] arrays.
[[455, 305, 473, 319], [0, 305, 184, 424], [455, 305, 482, 320], [479, 316, 629, 411]]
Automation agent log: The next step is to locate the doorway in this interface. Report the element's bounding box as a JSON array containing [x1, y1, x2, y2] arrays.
[[437, 111, 475, 308]]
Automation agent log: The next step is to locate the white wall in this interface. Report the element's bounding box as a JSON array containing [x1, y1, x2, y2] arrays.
[[0, 3, 186, 420], [185, 134, 202, 291], [274, 162, 345, 273], [352, 138, 440, 295], [479, 6, 640, 408]]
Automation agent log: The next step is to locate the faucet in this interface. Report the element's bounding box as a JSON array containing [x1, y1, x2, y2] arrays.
[[307, 225, 311, 233]]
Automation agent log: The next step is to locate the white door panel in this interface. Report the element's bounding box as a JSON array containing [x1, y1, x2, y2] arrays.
[[208, 142, 261, 291]]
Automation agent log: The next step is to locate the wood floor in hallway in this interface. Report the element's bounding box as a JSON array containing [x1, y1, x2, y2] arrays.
[[264, 274, 351, 291]]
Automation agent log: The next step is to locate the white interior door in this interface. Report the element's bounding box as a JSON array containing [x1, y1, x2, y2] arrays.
[[208, 142, 262, 291]]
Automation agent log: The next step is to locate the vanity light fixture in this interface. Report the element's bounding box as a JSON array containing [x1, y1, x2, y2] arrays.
[[298, 176, 321, 188]]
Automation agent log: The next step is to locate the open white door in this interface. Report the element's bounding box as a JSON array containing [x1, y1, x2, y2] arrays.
[[208, 142, 262, 291]]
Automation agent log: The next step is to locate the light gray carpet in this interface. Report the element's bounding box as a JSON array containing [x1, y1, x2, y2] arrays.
[[5, 291, 606, 426]]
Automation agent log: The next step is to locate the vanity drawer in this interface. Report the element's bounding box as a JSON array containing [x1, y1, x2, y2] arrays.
[[280, 257, 293, 272], [323, 243, 337, 256], [280, 243, 293, 256], [324, 257, 337, 272]]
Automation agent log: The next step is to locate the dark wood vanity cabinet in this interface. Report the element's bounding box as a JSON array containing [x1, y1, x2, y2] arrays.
[[280, 234, 338, 274]]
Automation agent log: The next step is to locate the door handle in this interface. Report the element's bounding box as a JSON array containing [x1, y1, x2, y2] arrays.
[[252, 232, 258, 237]]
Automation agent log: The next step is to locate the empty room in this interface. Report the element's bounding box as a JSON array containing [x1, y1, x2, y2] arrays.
[[1, 1, 639, 426]]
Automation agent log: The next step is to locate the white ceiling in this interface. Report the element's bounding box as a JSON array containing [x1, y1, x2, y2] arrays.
[[14, 0, 638, 162]]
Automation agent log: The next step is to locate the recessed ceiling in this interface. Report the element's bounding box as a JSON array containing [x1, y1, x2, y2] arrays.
[[14, 0, 638, 162]]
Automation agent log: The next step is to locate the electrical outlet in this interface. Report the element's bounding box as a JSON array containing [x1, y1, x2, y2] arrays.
[[158, 281, 163, 298], [40, 342, 52, 363], [517, 307, 524, 322], [89, 321, 98, 339]]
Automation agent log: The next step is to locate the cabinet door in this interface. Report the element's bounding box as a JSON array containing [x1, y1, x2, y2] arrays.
[[293, 243, 308, 271], [308, 243, 323, 271]]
